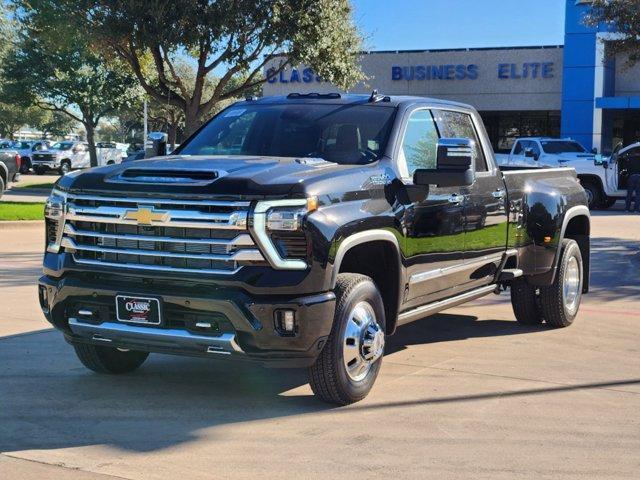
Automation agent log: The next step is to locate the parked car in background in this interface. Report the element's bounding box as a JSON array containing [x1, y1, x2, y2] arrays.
[[32, 141, 90, 175], [0, 139, 13, 149], [0, 148, 21, 198], [123, 149, 145, 162], [8, 140, 51, 173], [495, 137, 628, 208]]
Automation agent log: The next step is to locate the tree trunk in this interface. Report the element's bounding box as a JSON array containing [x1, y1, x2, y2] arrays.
[[85, 123, 98, 167], [168, 123, 177, 150], [184, 107, 202, 137]]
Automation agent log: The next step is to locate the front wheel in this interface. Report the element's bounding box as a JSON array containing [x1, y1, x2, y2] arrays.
[[539, 239, 583, 328], [581, 181, 601, 210], [73, 343, 149, 374], [308, 273, 386, 405]]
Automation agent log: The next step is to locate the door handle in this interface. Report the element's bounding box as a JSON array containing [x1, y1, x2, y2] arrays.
[[448, 194, 464, 204], [492, 189, 506, 199]]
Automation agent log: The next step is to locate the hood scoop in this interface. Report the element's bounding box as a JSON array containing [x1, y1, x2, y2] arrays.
[[108, 168, 220, 185]]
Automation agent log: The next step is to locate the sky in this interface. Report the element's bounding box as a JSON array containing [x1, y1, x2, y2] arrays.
[[351, 0, 566, 51]]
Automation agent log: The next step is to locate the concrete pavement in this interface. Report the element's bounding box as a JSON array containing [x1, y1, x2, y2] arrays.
[[0, 207, 638, 479]]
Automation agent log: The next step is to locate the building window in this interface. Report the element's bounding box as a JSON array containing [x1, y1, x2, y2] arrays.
[[480, 111, 560, 153]]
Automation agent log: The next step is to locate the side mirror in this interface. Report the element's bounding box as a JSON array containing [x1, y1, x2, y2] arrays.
[[591, 147, 598, 154], [594, 155, 609, 169], [413, 138, 475, 187], [145, 132, 168, 158]]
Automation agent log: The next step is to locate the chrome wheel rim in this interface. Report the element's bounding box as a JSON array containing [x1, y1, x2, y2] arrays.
[[342, 301, 384, 382], [584, 188, 594, 207], [563, 256, 581, 314]]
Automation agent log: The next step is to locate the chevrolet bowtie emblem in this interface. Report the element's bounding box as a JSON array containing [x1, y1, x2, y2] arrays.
[[123, 207, 170, 225]]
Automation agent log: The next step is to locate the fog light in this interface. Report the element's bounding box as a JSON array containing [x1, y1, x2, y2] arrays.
[[275, 309, 297, 336]]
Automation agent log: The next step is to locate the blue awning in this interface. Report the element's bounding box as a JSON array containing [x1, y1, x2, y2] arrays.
[[595, 96, 640, 109]]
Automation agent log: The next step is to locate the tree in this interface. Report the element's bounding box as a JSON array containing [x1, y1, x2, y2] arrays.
[[0, 103, 48, 139], [40, 112, 79, 139], [74, 0, 364, 135], [585, 0, 640, 66], [5, 1, 142, 166]]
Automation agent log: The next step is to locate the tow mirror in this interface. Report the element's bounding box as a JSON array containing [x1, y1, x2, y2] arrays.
[[413, 138, 475, 187], [145, 132, 168, 158], [594, 154, 609, 169]]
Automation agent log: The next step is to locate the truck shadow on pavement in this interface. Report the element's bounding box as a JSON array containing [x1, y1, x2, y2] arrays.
[[586, 237, 640, 303], [0, 312, 548, 454]]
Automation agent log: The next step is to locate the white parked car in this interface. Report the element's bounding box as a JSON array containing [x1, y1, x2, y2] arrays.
[[6, 140, 51, 173], [31, 141, 91, 175], [495, 137, 630, 208]]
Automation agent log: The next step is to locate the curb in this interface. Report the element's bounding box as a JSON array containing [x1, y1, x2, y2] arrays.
[[0, 220, 44, 229]]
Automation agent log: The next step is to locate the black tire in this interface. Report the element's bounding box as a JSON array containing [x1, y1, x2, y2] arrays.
[[35, 166, 45, 175], [59, 160, 71, 175], [308, 273, 386, 405], [601, 197, 617, 209], [0, 175, 5, 198], [510, 278, 544, 325], [539, 239, 583, 328], [73, 343, 149, 374], [581, 181, 601, 210]]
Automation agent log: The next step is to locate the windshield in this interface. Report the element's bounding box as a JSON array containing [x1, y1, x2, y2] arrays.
[[51, 142, 74, 150], [541, 141, 586, 154], [178, 103, 396, 164]]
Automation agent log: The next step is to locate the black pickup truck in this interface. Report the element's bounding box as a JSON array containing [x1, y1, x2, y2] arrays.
[[39, 94, 590, 405], [0, 148, 21, 197]]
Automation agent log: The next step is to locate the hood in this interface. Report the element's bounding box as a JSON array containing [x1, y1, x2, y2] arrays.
[[56, 155, 372, 198]]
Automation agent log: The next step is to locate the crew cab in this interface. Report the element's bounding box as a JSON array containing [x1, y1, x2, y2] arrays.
[[32, 141, 90, 175], [39, 94, 590, 405]]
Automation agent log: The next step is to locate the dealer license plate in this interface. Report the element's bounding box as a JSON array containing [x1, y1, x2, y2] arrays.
[[116, 295, 162, 325]]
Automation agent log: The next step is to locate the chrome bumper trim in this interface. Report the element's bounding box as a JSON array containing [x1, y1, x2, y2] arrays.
[[68, 318, 244, 354]]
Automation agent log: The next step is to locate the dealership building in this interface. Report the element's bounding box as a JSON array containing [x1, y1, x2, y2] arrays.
[[262, 0, 640, 154]]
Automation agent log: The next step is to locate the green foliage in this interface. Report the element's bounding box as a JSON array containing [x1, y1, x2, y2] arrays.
[[72, 0, 364, 133], [4, 0, 143, 163], [585, 0, 640, 66]]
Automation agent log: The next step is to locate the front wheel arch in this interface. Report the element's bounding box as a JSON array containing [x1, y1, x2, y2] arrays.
[[331, 230, 403, 334]]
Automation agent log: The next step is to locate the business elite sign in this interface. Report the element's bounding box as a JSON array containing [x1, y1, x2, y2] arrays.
[[391, 62, 554, 81], [266, 62, 555, 84]]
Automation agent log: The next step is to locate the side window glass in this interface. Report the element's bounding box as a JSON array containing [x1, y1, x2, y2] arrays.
[[401, 109, 439, 177], [433, 110, 488, 172], [531, 142, 541, 156], [513, 141, 523, 155]]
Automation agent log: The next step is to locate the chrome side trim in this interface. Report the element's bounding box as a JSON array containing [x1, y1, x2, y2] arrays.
[[61, 237, 264, 262], [68, 318, 244, 354], [66, 193, 250, 208], [252, 199, 308, 270], [397, 285, 496, 325], [409, 254, 503, 285], [71, 257, 242, 275], [64, 223, 255, 248]]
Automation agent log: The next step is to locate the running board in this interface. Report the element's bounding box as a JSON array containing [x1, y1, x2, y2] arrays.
[[397, 285, 496, 326]]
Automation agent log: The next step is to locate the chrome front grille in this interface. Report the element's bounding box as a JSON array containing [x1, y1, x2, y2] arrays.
[[62, 193, 265, 275]]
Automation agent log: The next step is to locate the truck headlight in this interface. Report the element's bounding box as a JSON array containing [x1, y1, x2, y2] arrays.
[[252, 198, 317, 270], [45, 188, 67, 253]]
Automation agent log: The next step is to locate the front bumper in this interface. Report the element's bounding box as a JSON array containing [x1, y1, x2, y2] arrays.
[[32, 159, 61, 169], [39, 274, 336, 368]]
